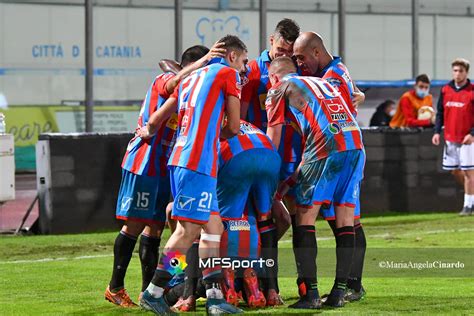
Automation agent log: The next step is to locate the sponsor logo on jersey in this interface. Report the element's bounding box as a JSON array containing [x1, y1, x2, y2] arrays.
[[340, 121, 358, 132], [331, 113, 348, 121], [176, 135, 187, 146], [229, 220, 251, 231], [166, 113, 179, 130], [328, 122, 341, 134], [445, 101, 466, 108], [239, 122, 262, 135]]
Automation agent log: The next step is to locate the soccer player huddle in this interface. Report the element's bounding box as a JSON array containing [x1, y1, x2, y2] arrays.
[[105, 19, 368, 315]]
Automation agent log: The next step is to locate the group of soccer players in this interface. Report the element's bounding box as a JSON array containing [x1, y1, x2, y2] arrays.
[[104, 18, 368, 315]]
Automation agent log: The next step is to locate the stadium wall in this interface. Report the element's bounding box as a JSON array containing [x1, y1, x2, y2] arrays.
[[1, 2, 473, 105], [35, 129, 462, 234]]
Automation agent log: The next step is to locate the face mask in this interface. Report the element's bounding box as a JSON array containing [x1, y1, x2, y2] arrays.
[[415, 87, 429, 98], [389, 109, 396, 117]]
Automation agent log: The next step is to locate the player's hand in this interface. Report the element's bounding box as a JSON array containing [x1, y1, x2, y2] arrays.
[[205, 41, 226, 61], [275, 176, 297, 201], [136, 126, 154, 139], [462, 134, 473, 145], [352, 91, 365, 108], [432, 133, 440, 146]]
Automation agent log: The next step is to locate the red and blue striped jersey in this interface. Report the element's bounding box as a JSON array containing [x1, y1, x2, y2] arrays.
[[321, 56, 356, 116], [122, 73, 178, 177], [241, 50, 272, 131], [266, 74, 363, 163], [219, 120, 276, 167], [168, 58, 241, 178], [220, 201, 260, 259]]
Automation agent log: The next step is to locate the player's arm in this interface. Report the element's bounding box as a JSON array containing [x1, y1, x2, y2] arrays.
[[265, 85, 286, 148], [221, 95, 240, 139], [432, 89, 445, 145], [352, 83, 365, 108], [240, 62, 258, 119], [266, 124, 283, 149], [164, 42, 226, 95], [137, 97, 178, 139]]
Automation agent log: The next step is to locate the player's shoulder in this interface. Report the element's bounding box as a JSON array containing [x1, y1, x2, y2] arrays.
[[157, 72, 175, 82]]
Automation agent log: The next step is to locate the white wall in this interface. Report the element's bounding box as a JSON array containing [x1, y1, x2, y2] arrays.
[[1, 3, 473, 105]]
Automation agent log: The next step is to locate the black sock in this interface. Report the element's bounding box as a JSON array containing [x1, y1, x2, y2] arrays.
[[183, 242, 200, 298], [258, 220, 278, 292], [294, 225, 318, 291], [348, 223, 366, 292], [138, 234, 161, 292], [150, 253, 173, 288], [109, 231, 137, 291], [291, 215, 303, 286], [334, 226, 355, 291]]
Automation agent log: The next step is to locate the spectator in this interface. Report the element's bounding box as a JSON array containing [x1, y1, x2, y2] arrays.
[[432, 58, 474, 216], [369, 100, 396, 127], [390, 74, 434, 128]]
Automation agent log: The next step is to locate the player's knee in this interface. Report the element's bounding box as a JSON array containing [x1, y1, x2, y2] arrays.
[[143, 222, 165, 238], [122, 221, 146, 237]]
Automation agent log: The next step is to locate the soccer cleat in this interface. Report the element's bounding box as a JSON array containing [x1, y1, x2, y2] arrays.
[[459, 206, 472, 216], [344, 286, 366, 302], [288, 289, 322, 309], [323, 288, 346, 308], [206, 298, 244, 315], [139, 290, 175, 315], [266, 289, 284, 306], [171, 296, 196, 312], [104, 286, 137, 307], [242, 268, 266, 308], [221, 268, 240, 306]]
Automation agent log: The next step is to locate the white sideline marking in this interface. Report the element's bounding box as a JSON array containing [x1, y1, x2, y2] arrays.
[[1, 228, 473, 264], [0, 254, 113, 265], [279, 227, 474, 244]]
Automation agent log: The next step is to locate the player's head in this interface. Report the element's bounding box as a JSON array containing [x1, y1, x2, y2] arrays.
[[414, 74, 430, 99], [180, 45, 209, 67], [451, 58, 470, 84], [268, 56, 297, 86], [293, 32, 328, 76], [269, 18, 300, 59], [218, 35, 248, 73]]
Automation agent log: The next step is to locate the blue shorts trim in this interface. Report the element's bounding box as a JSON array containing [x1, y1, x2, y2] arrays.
[[170, 166, 219, 224], [320, 198, 361, 220], [116, 169, 170, 224]]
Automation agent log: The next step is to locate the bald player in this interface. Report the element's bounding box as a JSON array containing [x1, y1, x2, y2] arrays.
[[292, 32, 367, 303]]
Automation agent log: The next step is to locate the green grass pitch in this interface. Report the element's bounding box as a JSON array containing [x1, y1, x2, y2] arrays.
[[1, 212, 473, 315]]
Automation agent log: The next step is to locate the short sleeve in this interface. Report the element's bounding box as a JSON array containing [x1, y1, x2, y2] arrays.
[[171, 84, 180, 100], [240, 61, 260, 104], [265, 82, 287, 127], [222, 68, 242, 99], [154, 73, 175, 98]]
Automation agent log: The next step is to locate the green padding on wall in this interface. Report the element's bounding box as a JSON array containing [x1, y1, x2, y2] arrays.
[[0, 105, 140, 171], [15, 146, 36, 171]]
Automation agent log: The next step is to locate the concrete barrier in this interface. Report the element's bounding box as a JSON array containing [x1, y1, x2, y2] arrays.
[[36, 129, 462, 234]]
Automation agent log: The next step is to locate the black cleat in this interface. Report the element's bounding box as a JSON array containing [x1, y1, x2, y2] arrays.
[[323, 288, 345, 308], [289, 289, 322, 309], [459, 207, 472, 216], [344, 286, 366, 302]]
